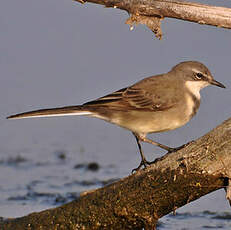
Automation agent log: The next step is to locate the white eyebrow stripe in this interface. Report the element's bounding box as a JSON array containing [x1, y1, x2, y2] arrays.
[[192, 68, 202, 74]]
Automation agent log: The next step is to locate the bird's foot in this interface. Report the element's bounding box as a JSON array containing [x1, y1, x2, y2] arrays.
[[167, 141, 194, 153], [167, 146, 184, 153], [132, 159, 152, 173]]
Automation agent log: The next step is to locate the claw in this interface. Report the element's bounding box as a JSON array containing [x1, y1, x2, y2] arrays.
[[132, 159, 152, 173], [167, 143, 187, 153]]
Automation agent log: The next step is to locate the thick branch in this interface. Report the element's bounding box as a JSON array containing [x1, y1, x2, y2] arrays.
[[74, 0, 231, 38], [1, 117, 231, 229]]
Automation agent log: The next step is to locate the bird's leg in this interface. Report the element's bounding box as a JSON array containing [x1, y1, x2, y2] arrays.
[[172, 140, 195, 151], [132, 133, 151, 173], [138, 135, 189, 153], [138, 135, 175, 152], [132, 133, 187, 172]]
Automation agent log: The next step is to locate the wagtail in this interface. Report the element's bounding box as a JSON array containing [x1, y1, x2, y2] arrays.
[[7, 61, 225, 171]]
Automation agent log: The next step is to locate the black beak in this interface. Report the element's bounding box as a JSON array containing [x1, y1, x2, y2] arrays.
[[211, 79, 226, 88]]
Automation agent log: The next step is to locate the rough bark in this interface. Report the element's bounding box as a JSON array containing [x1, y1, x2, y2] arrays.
[[0, 117, 231, 229], [74, 0, 231, 38]]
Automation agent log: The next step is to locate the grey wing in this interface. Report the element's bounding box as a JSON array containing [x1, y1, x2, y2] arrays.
[[83, 80, 177, 111], [83, 86, 154, 109], [83, 87, 127, 106], [123, 74, 183, 111], [123, 86, 176, 111]]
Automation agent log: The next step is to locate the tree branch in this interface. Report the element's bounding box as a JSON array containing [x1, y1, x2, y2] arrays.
[[1, 117, 231, 229], [74, 0, 231, 38]]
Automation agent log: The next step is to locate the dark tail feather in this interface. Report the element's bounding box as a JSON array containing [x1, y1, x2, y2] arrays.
[[7, 105, 92, 120]]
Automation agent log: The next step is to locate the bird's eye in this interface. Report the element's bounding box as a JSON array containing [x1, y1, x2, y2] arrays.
[[195, 72, 204, 80]]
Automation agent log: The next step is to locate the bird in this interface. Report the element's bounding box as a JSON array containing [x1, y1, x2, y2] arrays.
[[7, 61, 225, 171]]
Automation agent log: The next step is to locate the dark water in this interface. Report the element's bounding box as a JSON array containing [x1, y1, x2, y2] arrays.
[[0, 150, 120, 217]]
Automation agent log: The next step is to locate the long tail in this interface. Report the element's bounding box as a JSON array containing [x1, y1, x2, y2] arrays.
[[7, 105, 92, 120]]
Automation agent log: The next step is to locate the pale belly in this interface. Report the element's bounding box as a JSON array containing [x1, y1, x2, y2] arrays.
[[117, 110, 189, 134], [109, 101, 198, 134]]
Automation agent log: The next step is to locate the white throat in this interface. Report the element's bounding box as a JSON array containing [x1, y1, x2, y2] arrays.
[[185, 81, 209, 99]]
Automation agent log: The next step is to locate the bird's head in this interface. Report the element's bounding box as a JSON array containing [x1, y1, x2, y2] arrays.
[[171, 61, 225, 98]]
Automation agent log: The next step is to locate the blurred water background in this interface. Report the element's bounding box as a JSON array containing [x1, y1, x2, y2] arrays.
[[1, 0, 231, 229]]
